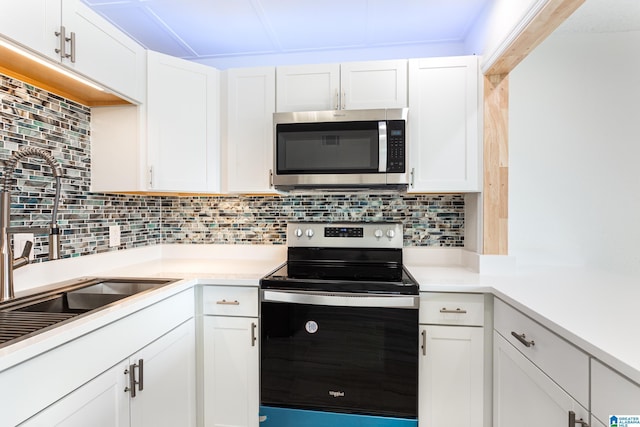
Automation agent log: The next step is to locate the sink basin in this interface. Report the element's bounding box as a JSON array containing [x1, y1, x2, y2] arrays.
[[0, 277, 178, 347]]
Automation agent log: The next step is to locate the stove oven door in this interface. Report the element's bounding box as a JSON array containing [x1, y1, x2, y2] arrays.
[[260, 290, 418, 424]]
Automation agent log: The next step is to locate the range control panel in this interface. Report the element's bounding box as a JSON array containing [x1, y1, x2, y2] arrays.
[[287, 223, 403, 249]]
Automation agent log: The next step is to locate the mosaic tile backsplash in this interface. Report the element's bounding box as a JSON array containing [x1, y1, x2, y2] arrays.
[[0, 73, 464, 262]]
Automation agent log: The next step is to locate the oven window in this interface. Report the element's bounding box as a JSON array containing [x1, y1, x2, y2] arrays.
[[261, 301, 418, 418], [276, 121, 380, 174]]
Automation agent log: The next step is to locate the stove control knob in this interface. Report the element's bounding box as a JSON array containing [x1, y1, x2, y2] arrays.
[[294, 228, 303, 238], [386, 229, 396, 239], [305, 228, 315, 238], [374, 229, 384, 239]]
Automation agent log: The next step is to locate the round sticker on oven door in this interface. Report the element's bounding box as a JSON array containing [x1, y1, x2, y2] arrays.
[[305, 320, 319, 334]]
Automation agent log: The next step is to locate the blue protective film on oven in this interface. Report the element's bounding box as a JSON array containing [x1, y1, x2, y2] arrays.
[[259, 406, 418, 427]]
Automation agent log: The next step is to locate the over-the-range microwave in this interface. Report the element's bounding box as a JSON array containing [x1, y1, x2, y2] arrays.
[[272, 108, 408, 190]]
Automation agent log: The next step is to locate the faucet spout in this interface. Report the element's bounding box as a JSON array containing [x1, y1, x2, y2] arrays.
[[0, 147, 64, 301]]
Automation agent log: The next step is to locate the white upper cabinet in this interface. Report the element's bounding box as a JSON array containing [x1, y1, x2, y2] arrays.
[[223, 67, 276, 194], [0, 0, 62, 62], [340, 60, 408, 110], [276, 64, 339, 112], [60, 0, 145, 102], [276, 59, 407, 112], [92, 50, 220, 194], [146, 50, 220, 193], [408, 56, 480, 193], [0, 0, 145, 103]]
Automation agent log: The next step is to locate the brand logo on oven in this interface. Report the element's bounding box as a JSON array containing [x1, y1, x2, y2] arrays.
[[328, 391, 345, 398]]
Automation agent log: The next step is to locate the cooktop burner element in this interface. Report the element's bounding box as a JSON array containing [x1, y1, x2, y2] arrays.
[[260, 223, 418, 295]]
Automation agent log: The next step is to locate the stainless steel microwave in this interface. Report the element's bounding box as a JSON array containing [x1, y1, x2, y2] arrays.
[[273, 108, 408, 190]]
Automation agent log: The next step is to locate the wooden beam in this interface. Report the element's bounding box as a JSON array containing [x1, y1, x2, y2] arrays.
[[483, 74, 509, 255], [481, 0, 584, 254], [485, 0, 585, 76]]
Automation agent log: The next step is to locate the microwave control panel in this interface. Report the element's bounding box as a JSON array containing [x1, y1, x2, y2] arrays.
[[387, 120, 405, 173]]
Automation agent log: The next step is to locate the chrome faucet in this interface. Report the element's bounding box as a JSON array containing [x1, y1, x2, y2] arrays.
[[0, 147, 64, 301]]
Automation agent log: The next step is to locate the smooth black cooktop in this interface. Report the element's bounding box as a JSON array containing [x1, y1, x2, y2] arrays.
[[260, 247, 419, 295]]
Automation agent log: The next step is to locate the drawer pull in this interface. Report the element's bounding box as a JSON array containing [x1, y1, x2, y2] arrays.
[[568, 410, 589, 426], [421, 329, 427, 356], [216, 299, 240, 305], [440, 307, 467, 314], [511, 331, 535, 348]]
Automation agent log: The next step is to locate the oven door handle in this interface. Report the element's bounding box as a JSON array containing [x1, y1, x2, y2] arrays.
[[261, 290, 419, 309]]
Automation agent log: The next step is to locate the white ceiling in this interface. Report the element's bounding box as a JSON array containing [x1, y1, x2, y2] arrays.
[[83, 0, 640, 69], [83, 0, 491, 63]]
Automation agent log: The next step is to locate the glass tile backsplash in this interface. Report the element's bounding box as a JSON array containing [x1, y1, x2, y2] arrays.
[[0, 73, 464, 261]]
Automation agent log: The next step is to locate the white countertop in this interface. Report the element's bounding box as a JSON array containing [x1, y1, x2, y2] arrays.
[[2, 244, 639, 386]]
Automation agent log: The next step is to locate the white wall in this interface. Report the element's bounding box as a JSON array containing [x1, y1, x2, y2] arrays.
[[509, 30, 640, 274]]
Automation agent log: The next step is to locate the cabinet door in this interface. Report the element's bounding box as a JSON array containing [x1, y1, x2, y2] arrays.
[[60, 0, 145, 102], [493, 332, 589, 427], [276, 63, 339, 112], [224, 67, 276, 193], [130, 319, 196, 427], [340, 60, 407, 110], [203, 316, 259, 427], [20, 361, 130, 427], [419, 325, 484, 427], [147, 50, 220, 193], [0, 0, 61, 62], [591, 359, 640, 426], [408, 56, 479, 193]]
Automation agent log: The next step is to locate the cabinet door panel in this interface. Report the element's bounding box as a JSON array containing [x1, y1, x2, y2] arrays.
[[591, 359, 640, 425], [147, 50, 220, 192], [225, 67, 275, 193], [341, 60, 407, 109], [61, 0, 145, 102], [276, 64, 339, 112], [419, 325, 483, 427], [130, 319, 196, 427], [0, 0, 61, 61], [408, 56, 479, 192], [203, 316, 259, 427], [20, 361, 130, 427], [493, 332, 589, 427]]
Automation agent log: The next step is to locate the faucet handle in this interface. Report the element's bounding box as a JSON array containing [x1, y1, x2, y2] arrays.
[[20, 240, 33, 259]]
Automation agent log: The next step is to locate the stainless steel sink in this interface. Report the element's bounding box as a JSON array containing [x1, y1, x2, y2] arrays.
[[0, 277, 178, 347]]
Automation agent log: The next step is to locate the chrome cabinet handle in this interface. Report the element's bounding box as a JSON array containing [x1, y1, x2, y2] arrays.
[[251, 322, 257, 347], [511, 331, 535, 348], [421, 329, 427, 356], [125, 363, 137, 398], [335, 90, 339, 110], [216, 299, 240, 305], [68, 31, 76, 63], [410, 168, 415, 187], [568, 411, 589, 426], [440, 307, 468, 314], [54, 26, 67, 59], [138, 359, 144, 392], [341, 90, 346, 110], [269, 169, 273, 188], [148, 166, 154, 188]]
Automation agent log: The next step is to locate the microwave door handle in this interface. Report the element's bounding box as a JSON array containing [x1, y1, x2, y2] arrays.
[[378, 121, 387, 172]]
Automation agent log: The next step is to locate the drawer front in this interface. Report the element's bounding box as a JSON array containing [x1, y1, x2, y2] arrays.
[[202, 286, 259, 317], [493, 298, 589, 408], [591, 359, 640, 424], [420, 292, 484, 326]]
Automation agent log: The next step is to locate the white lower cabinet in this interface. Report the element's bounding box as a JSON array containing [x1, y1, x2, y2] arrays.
[[17, 298, 196, 427], [20, 362, 130, 427], [201, 286, 259, 427], [493, 331, 589, 426], [419, 293, 486, 427], [591, 359, 640, 426]]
